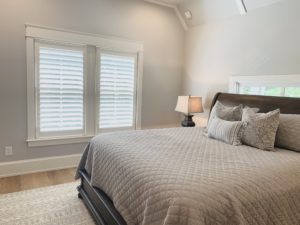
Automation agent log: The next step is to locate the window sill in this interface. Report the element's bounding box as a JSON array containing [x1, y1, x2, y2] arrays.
[[27, 135, 94, 147]]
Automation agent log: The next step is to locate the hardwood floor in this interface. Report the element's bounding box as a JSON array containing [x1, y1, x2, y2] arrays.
[[0, 168, 77, 194]]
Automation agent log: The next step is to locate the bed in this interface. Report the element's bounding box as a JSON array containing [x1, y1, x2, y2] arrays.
[[76, 92, 300, 225]]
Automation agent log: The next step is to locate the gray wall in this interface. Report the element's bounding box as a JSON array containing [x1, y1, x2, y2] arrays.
[[183, 0, 300, 124], [0, 0, 184, 162]]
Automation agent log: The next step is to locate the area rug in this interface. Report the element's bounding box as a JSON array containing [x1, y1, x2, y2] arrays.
[[0, 182, 95, 225]]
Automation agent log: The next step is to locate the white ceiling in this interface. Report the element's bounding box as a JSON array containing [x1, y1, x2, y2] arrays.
[[148, 0, 283, 8], [244, 0, 282, 10], [178, 0, 284, 26], [145, 0, 184, 6], [145, 0, 284, 28]]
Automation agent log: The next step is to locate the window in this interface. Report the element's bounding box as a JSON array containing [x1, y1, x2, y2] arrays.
[[26, 25, 143, 147], [37, 44, 86, 137], [229, 75, 300, 98], [98, 52, 137, 130], [239, 86, 300, 97]]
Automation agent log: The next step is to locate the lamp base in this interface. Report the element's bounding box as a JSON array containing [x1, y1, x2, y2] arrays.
[[181, 115, 195, 127]]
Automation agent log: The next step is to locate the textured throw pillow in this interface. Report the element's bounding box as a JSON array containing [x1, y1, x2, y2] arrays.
[[208, 117, 247, 146], [242, 109, 280, 151], [243, 106, 260, 114], [207, 101, 243, 130], [276, 114, 300, 152]]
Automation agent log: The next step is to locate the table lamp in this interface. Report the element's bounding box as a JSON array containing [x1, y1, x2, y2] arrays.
[[175, 95, 203, 127]]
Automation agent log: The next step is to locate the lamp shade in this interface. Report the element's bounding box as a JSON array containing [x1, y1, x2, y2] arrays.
[[175, 96, 203, 114]]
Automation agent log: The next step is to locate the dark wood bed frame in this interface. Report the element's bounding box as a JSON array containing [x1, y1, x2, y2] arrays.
[[77, 92, 300, 225]]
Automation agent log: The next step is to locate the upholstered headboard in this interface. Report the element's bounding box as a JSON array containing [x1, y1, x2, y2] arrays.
[[210, 93, 300, 114]]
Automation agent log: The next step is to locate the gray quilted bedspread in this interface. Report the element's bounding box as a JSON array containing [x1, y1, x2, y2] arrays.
[[76, 127, 300, 225]]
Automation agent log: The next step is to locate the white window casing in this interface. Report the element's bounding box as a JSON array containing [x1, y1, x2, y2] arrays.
[[26, 24, 144, 147]]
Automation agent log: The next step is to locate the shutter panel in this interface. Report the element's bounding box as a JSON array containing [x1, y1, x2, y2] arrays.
[[38, 45, 84, 134], [99, 53, 136, 129]]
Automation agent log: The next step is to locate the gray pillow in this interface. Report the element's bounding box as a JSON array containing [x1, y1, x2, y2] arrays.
[[208, 117, 246, 146], [242, 109, 280, 151], [276, 114, 300, 152], [243, 106, 260, 114], [207, 101, 243, 130]]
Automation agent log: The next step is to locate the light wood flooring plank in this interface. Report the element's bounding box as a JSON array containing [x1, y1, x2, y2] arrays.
[[0, 167, 77, 194], [0, 176, 21, 194]]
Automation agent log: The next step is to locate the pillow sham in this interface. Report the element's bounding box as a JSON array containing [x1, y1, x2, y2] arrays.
[[208, 117, 246, 146], [207, 101, 243, 130], [276, 114, 300, 152], [242, 109, 280, 151]]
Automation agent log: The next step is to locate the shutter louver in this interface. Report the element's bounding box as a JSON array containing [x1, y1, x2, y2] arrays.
[[99, 53, 136, 129], [39, 46, 84, 134]]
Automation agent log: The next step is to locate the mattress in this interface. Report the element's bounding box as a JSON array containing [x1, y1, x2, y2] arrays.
[[76, 127, 300, 225]]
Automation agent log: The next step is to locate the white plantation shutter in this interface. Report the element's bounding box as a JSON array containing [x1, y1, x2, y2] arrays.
[[27, 26, 143, 146], [37, 44, 85, 136], [99, 52, 136, 129]]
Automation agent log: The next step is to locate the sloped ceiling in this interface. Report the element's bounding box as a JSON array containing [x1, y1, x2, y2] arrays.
[[178, 0, 284, 27], [145, 0, 184, 5], [145, 0, 284, 28], [178, 0, 240, 27], [244, 0, 282, 10]]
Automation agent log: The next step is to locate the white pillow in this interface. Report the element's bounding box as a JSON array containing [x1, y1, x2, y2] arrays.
[[208, 117, 246, 146]]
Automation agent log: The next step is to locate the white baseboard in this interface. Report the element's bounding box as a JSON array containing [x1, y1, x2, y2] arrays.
[[0, 154, 82, 178]]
